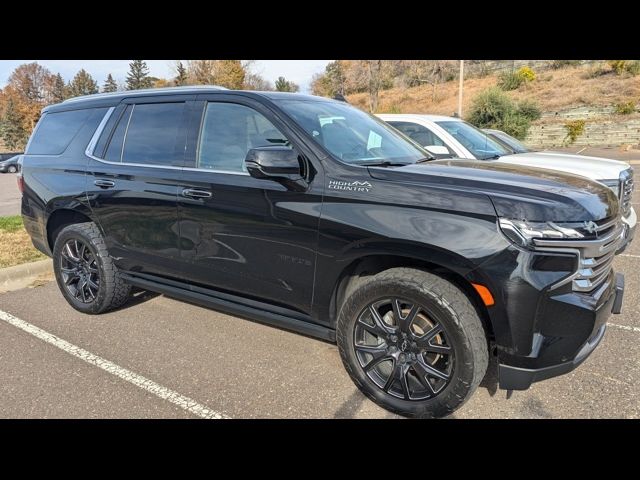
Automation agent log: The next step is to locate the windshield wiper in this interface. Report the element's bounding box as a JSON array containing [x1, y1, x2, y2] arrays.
[[481, 154, 501, 160], [415, 156, 435, 164], [354, 160, 412, 167]]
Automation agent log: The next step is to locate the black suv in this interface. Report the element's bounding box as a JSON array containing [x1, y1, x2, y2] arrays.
[[20, 87, 625, 418]]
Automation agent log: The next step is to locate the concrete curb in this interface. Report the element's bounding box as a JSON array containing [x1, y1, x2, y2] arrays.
[[0, 259, 53, 293]]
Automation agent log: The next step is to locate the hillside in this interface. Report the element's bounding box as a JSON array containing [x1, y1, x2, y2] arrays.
[[347, 63, 639, 116], [347, 63, 640, 148]]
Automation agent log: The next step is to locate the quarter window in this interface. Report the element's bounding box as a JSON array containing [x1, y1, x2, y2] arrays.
[[197, 102, 290, 173], [27, 108, 96, 155], [103, 105, 132, 163]]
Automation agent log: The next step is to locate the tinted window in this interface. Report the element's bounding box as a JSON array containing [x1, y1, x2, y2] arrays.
[[279, 100, 426, 165], [94, 105, 126, 158], [27, 109, 93, 155], [121, 103, 187, 166], [489, 130, 530, 153], [389, 121, 452, 152], [198, 102, 290, 173], [436, 121, 511, 160], [103, 105, 132, 163]]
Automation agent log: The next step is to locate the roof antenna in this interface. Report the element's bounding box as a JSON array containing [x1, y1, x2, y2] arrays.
[[333, 93, 348, 103]]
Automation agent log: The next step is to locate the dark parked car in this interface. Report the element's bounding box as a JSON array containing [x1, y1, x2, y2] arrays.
[[0, 153, 22, 173], [19, 87, 625, 418]]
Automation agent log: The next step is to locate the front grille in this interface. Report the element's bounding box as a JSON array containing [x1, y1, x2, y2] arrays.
[[533, 218, 624, 293], [620, 169, 634, 217]]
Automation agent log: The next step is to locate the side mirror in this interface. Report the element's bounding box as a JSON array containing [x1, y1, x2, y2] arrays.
[[245, 146, 303, 181], [424, 145, 451, 156]]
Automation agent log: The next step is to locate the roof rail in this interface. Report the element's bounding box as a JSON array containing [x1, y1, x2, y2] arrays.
[[62, 85, 229, 104]]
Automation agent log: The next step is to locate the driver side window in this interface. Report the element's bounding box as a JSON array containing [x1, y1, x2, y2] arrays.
[[198, 102, 290, 173]]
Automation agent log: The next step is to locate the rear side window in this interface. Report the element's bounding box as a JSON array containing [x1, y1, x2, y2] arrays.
[[123, 103, 186, 166], [100, 102, 187, 166], [27, 109, 93, 155]]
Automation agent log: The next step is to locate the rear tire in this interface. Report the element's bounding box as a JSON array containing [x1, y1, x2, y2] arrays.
[[53, 222, 131, 314], [337, 267, 488, 418], [7, 165, 17, 173]]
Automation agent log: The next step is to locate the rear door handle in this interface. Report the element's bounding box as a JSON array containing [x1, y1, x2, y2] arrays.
[[182, 188, 212, 199], [94, 179, 115, 189]]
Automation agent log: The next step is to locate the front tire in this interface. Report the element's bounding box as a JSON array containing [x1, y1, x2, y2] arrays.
[[7, 165, 17, 173], [337, 267, 488, 418], [53, 222, 131, 314]]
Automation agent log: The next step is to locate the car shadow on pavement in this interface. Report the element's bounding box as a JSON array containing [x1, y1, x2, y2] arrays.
[[114, 287, 160, 312]]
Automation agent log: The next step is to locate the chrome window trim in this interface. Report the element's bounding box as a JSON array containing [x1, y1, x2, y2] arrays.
[[85, 105, 249, 175], [120, 104, 135, 163], [85, 106, 115, 160]]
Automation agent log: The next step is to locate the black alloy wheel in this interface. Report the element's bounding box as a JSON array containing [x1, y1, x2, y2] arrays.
[[354, 298, 454, 401], [59, 238, 100, 304]]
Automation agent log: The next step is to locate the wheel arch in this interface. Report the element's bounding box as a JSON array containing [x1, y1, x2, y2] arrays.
[[46, 208, 95, 252], [326, 252, 494, 340]]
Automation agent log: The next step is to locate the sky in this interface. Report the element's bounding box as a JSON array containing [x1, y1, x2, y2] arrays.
[[0, 60, 332, 93]]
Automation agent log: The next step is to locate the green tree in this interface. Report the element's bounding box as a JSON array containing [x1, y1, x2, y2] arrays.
[[126, 60, 152, 90], [102, 73, 118, 93], [0, 96, 29, 150], [47, 73, 67, 103], [274, 76, 299, 92], [67, 69, 98, 98], [174, 62, 188, 86]]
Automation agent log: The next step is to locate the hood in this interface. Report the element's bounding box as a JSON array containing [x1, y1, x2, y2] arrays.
[[492, 152, 630, 181], [368, 159, 618, 222]]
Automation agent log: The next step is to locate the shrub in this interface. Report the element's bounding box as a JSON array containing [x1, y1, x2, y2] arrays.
[[608, 60, 627, 75], [497, 71, 523, 91], [498, 66, 535, 90], [466, 87, 541, 140], [582, 64, 609, 79], [517, 100, 542, 121], [626, 60, 640, 76], [549, 60, 581, 69], [517, 66, 536, 82], [564, 120, 586, 145], [614, 101, 637, 115]]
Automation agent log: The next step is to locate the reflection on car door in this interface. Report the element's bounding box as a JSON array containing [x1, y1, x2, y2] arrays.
[[86, 96, 197, 279], [177, 95, 324, 316]]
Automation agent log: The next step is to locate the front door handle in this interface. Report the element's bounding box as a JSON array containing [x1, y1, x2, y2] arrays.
[[94, 179, 115, 189], [182, 188, 212, 199]]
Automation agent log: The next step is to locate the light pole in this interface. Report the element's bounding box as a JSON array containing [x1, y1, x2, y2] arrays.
[[457, 60, 464, 118]]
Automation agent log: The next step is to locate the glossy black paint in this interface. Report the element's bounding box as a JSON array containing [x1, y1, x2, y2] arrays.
[[20, 88, 622, 392]]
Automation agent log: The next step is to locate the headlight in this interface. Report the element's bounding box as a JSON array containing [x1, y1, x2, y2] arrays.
[[598, 179, 620, 197], [499, 218, 584, 247]]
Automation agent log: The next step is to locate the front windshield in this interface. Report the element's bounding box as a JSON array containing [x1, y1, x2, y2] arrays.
[[436, 120, 511, 160], [278, 100, 427, 165], [492, 131, 530, 153]]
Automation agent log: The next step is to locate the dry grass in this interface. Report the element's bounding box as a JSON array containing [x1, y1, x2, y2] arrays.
[[347, 62, 640, 115], [0, 216, 47, 268]]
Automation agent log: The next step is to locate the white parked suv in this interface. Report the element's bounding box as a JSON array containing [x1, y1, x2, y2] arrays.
[[378, 114, 636, 252]]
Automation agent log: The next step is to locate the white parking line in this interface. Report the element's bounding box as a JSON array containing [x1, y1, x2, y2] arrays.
[[608, 322, 640, 334], [620, 254, 640, 259], [0, 309, 230, 419]]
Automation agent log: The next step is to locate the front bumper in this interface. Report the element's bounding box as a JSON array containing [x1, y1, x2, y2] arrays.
[[498, 272, 624, 390], [617, 207, 637, 254]]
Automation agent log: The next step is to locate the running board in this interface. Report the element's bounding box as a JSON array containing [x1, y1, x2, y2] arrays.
[[121, 273, 336, 342]]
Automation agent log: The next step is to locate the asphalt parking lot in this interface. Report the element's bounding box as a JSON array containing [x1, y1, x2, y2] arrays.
[[0, 158, 639, 418], [0, 173, 21, 216]]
